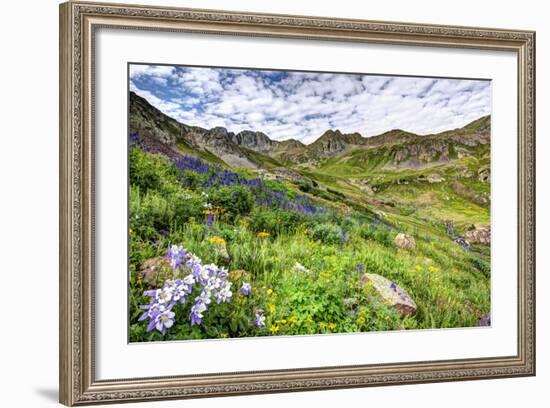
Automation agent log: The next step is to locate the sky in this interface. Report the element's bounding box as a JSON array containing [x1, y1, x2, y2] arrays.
[[129, 64, 491, 145]]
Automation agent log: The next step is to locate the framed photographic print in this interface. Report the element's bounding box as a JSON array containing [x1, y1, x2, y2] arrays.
[[59, 1, 536, 405]]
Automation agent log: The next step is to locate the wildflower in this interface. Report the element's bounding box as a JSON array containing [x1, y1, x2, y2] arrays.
[[356, 263, 364, 274], [268, 303, 276, 314], [328, 323, 337, 330], [270, 325, 279, 334], [139, 302, 166, 323], [319, 322, 327, 329], [288, 316, 297, 324], [155, 310, 176, 334], [415, 265, 422, 271], [266, 288, 273, 296], [167, 245, 187, 270], [257, 231, 270, 239], [215, 281, 233, 304], [209, 236, 226, 247], [240, 282, 251, 296], [428, 265, 438, 273], [190, 301, 207, 326], [254, 311, 266, 328]]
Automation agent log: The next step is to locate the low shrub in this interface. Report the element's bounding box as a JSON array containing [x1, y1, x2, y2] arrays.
[[360, 223, 394, 247], [309, 223, 343, 245]]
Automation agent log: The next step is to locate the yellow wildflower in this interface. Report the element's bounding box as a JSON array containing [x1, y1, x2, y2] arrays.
[[266, 288, 273, 296], [415, 265, 422, 271], [209, 236, 226, 247], [270, 325, 279, 334], [428, 265, 438, 273], [328, 323, 336, 330], [319, 322, 327, 329], [268, 303, 276, 314], [257, 231, 270, 239], [219, 333, 229, 338], [288, 316, 297, 324]]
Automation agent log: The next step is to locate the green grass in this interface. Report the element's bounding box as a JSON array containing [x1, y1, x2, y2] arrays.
[[128, 145, 491, 342]]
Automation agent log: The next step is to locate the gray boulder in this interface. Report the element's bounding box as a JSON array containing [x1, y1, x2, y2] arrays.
[[361, 273, 417, 317]]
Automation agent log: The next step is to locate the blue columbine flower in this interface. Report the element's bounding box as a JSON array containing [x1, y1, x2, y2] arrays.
[[240, 282, 251, 296], [167, 245, 187, 271], [254, 312, 266, 328], [155, 310, 176, 334]]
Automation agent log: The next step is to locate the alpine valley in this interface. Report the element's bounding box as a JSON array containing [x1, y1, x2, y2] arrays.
[[128, 90, 492, 342]]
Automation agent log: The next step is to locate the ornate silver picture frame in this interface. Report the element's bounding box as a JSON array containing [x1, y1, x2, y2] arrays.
[[59, 1, 535, 405]]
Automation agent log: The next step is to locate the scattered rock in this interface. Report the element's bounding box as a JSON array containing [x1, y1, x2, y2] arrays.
[[479, 313, 491, 327], [361, 273, 417, 317], [360, 184, 375, 195], [138, 256, 171, 285], [272, 167, 314, 186], [427, 173, 446, 183], [228, 269, 249, 281], [453, 237, 471, 251], [216, 243, 231, 264], [293, 262, 310, 273], [374, 210, 387, 218], [394, 233, 416, 250], [464, 225, 491, 245], [478, 166, 490, 183]]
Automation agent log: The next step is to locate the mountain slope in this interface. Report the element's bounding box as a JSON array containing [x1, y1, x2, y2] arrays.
[[129, 91, 490, 172]]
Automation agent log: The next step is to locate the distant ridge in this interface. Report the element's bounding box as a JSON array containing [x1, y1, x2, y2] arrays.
[[129, 91, 490, 169]]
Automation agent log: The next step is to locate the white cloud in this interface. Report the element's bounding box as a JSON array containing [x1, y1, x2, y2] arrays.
[[129, 64, 491, 144]]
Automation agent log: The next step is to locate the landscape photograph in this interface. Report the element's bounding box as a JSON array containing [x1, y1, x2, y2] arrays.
[[127, 63, 492, 342]]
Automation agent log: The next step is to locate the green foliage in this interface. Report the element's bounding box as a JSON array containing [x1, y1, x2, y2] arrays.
[[207, 185, 254, 219], [127, 144, 491, 342], [249, 208, 303, 237], [129, 147, 178, 192], [359, 223, 394, 247], [309, 223, 343, 245]]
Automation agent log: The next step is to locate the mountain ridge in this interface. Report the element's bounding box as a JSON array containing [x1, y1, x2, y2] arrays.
[[129, 91, 490, 169]]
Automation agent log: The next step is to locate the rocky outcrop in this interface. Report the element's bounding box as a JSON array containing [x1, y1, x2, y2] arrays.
[[138, 256, 171, 286], [361, 273, 417, 317], [231, 130, 274, 154], [394, 233, 416, 250], [129, 90, 491, 171], [464, 225, 491, 245]]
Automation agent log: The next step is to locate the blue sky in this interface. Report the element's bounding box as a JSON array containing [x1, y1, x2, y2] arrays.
[[129, 63, 491, 145]]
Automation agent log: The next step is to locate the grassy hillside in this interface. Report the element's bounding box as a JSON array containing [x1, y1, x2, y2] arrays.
[[128, 127, 491, 342]]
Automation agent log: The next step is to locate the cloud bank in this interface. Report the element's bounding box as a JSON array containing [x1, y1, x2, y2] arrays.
[[129, 64, 491, 144]]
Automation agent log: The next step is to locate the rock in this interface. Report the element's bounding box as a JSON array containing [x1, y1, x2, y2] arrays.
[[464, 225, 491, 245], [453, 237, 471, 251], [271, 167, 314, 187], [228, 269, 249, 281], [479, 313, 491, 327], [427, 173, 445, 183], [478, 166, 490, 183], [216, 243, 231, 264], [360, 184, 375, 195], [394, 233, 416, 250], [138, 256, 171, 285], [293, 262, 310, 273], [361, 273, 417, 317]]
